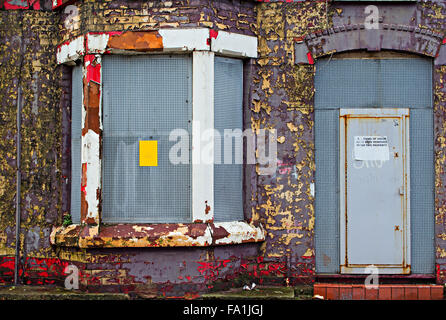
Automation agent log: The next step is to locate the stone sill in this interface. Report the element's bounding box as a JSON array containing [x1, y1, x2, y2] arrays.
[[50, 221, 266, 248]]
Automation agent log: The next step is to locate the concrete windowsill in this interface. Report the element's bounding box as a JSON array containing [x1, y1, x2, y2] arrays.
[[50, 221, 266, 248]]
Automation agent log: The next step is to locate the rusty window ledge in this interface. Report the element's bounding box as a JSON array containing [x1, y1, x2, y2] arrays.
[[50, 221, 266, 248]]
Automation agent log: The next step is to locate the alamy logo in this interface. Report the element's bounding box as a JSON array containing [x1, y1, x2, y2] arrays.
[[64, 264, 79, 290], [364, 5, 379, 30], [64, 5, 80, 32], [169, 123, 278, 175], [365, 265, 379, 290]]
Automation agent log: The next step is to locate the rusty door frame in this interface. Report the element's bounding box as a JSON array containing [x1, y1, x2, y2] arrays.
[[339, 108, 411, 275]]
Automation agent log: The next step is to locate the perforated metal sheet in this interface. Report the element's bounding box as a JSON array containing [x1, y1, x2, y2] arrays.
[[213, 57, 244, 222], [314, 57, 434, 274], [315, 58, 432, 109], [70, 65, 82, 224], [102, 55, 192, 223]]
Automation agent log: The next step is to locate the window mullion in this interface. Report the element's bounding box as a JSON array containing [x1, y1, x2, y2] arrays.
[[192, 51, 214, 223]]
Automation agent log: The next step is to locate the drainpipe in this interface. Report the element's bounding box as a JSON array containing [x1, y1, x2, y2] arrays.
[[14, 11, 25, 286], [14, 86, 22, 286]]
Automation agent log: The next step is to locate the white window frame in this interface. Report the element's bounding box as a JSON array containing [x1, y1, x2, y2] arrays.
[[58, 28, 258, 225]]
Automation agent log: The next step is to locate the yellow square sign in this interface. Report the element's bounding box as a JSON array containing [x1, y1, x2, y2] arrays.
[[139, 140, 158, 167]]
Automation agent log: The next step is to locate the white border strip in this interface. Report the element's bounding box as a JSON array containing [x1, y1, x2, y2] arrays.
[[159, 28, 210, 52], [210, 30, 258, 58]]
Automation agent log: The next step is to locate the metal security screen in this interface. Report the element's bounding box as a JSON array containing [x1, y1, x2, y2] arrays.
[[314, 109, 340, 274], [314, 56, 434, 274], [71, 65, 82, 224], [213, 57, 244, 222], [102, 55, 192, 223]]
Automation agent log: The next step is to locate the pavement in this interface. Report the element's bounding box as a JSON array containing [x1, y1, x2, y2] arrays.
[[0, 284, 313, 300]]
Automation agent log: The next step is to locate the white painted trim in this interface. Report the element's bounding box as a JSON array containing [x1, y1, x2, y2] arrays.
[[210, 30, 258, 58], [86, 33, 110, 54], [58, 29, 258, 65], [81, 129, 101, 223], [340, 266, 409, 275], [192, 51, 214, 223], [57, 36, 84, 65], [159, 28, 210, 52]]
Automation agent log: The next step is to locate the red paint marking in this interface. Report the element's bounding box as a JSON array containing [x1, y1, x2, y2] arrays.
[[210, 29, 218, 40], [307, 52, 314, 65], [31, 0, 39, 10], [206, 29, 219, 46], [81, 162, 87, 193], [51, 0, 62, 9], [0, 256, 73, 285], [197, 259, 231, 282], [56, 40, 71, 56], [4, 0, 28, 9], [443, 38, 446, 45], [84, 54, 101, 83], [85, 31, 123, 54]]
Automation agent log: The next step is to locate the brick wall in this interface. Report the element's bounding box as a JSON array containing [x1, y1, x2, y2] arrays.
[[0, 0, 446, 297]]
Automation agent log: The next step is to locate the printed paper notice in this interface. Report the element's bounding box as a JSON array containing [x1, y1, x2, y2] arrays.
[[354, 136, 389, 161]]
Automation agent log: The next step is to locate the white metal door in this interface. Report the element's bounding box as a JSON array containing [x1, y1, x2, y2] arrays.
[[339, 109, 410, 274]]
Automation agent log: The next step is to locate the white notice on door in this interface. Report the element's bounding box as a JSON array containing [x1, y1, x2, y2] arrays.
[[354, 136, 389, 161]]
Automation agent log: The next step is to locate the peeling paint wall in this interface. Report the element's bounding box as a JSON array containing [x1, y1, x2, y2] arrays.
[[250, 1, 331, 286], [0, 6, 65, 282], [1, 0, 446, 297]]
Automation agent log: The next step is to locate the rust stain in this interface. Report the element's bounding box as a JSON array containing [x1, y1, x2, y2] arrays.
[[85, 217, 97, 225], [82, 81, 101, 135], [205, 201, 211, 215], [107, 31, 163, 51], [210, 225, 230, 243]]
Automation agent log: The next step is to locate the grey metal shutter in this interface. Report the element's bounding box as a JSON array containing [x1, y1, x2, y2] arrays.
[[213, 57, 244, 222], [314, 57, 434, 274], [102, 55, 192, 223], [315, 58, 432, 109], [315, 109, 340, 274], [410, 108, 435, 274], [70, 65, 82, 224]]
